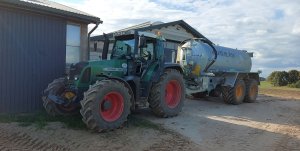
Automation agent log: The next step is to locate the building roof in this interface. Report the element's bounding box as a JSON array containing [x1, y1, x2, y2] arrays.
[[91, 20, 212, 43], [0, 0, 102, 24]]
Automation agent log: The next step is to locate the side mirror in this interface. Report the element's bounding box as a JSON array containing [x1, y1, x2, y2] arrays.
[[138, 35, 147, 48]]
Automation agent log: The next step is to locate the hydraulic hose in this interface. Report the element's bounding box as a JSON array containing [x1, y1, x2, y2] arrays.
[[179, 38, 218, 73], [198, 38, 218, 72]]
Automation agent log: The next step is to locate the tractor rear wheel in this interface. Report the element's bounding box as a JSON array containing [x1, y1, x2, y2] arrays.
[[148, 69, 185, 117], [244, 79, 258, 103], [80, 80, 131, 132], [222, 79, 246, 105], [42, 78, 79, 116]]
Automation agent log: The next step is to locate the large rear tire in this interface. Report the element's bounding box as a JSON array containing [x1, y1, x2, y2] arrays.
[[222, 79, 246, 105], [148, 69, 185, 117], [244, 79, 258, 103], [42, 78, 79, 116], [80, 80, 131, 132]]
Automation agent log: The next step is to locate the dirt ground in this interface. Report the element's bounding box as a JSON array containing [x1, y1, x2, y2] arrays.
[[0, 94, 299, 151], [141, 95, 300, 151], [0, 122, 198, 151], [259, 88, 300, 100]]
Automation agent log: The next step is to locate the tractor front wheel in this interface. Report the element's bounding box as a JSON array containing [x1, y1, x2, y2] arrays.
[[149, 69, 185, 117], [80, 80, 131, 132], [42, 78, 79, 116]]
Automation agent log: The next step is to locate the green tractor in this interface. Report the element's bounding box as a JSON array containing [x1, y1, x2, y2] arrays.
[[42, 31, 185, 131]]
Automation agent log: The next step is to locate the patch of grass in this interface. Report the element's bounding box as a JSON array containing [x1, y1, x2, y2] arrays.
[[128, 115, 161, 130], [18, 122, 32, 127], [259, 81, 273, 89], [259, 81, 300, 91], [0, 111, 162, 131], [0, 111, 86, 130]]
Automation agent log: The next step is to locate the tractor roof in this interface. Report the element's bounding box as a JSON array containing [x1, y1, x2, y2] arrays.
[[113, 30, 162, 39]]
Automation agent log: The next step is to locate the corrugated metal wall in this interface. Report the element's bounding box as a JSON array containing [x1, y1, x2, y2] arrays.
[[0, 7, 66, 113]]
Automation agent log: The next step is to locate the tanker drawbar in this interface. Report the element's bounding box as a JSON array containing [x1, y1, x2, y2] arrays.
[[177, 38, 259, 105]]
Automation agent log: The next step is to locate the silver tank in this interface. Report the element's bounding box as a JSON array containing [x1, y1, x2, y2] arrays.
[[177, 39, 252, 74]]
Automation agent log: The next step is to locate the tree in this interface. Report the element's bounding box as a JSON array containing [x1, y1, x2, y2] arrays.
[[288, 70, 299, 84], [271, 71, 289, 86], [267, 71, 280, 82], [288, 80, 300, 88]]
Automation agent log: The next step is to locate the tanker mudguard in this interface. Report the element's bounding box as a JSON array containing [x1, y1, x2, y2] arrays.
[[221, 72, 260, 87]]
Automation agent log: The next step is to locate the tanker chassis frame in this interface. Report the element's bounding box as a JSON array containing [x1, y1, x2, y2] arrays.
[[185, 71, 259, 105]]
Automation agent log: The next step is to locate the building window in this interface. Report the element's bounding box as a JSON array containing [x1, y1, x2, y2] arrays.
[[66, 24, 80, 65]]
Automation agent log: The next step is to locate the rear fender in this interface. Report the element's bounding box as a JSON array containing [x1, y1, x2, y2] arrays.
[[164, 63, 183, 74], [221, 72, 260, 87], [151, 63, 183, 83]]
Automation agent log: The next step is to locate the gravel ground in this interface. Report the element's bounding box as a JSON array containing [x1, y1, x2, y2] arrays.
[[0, 94, 299, 151], [139, 95, 300, 151]]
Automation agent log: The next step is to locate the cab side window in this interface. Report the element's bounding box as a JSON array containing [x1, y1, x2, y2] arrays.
[[141, 41, 154, 60]]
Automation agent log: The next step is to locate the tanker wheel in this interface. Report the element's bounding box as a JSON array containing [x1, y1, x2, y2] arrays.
[[42, 78, 79, 116], [80, 80, 131, 132], [244, 79, 258, 103], [222, 79, 246, 105], [148, 69, 185, 117]]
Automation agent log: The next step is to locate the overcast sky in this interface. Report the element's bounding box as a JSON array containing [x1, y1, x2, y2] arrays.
[[54, 0, 300, 77]]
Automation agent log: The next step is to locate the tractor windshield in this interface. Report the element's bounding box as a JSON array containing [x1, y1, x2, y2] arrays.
[[111, 38, 135, 59]]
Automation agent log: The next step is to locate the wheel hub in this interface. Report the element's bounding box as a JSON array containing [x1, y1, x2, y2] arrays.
[[236, 85, 243, 98], [250, 85, 257, 97], [100, 92, 124, 122], [103, 100, 112, 110], [165, 80, 181, 108]]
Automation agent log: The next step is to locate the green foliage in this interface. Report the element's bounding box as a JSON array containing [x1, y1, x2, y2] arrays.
[[268, 70, 300, 87], [288, 80, 300, 88], [267, 71, 280, 82], [271, 71, 289, 86], [288, 70, 299, 84]]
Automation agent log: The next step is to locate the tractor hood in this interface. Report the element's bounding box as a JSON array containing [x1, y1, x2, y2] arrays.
[[87, 59, 128, 79], [74, 60, 127, 87], [73, 59, 128, 88]]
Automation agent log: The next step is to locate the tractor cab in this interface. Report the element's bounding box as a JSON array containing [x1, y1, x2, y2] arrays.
[[105, 31, 165, 77]]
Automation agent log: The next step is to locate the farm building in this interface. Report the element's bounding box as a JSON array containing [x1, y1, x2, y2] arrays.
[[90, 20, 211, 62], [0, 0, 101, 113]]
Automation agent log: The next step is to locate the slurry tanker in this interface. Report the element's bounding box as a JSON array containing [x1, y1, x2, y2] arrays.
[[177, 38, 259, 104]]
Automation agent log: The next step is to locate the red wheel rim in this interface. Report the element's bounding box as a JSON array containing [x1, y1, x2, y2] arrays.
[[165, 80, 181, 108], [100, 91, 124, 122]]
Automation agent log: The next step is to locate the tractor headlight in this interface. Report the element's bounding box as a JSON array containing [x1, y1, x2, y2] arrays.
[[74, 75, 79, 81], [122, 63, 128, 74], [122, 63, 128, 68]]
